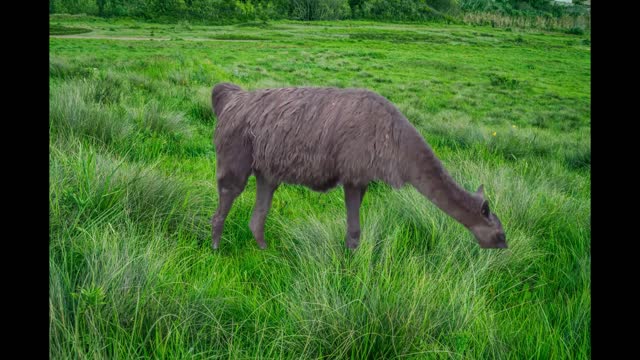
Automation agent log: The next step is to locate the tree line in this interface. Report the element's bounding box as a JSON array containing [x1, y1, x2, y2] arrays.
[[50, 0, 590, 22]]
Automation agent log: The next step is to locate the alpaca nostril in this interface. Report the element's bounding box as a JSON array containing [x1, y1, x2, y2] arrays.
[[494, 233, 507, 248]]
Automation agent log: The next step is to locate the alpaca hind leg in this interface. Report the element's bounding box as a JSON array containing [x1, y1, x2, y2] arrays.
[[211, 183, 245, 249], [249, 174, 279, 250], [211, 168, 250, 250]]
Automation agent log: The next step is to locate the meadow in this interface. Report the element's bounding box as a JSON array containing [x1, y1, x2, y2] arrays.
[[50, 15, 591, 359]]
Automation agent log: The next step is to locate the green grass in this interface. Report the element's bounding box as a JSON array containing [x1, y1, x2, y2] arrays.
[[50, 23, 92, 35], [50, 17, 590, 359]]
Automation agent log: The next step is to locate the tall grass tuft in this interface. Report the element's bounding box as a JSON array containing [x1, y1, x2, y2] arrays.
[[50, 57, 92, 79], [130, 101, 192, 138], [49, 80, 132, 145], [50, 140, 208, 239]]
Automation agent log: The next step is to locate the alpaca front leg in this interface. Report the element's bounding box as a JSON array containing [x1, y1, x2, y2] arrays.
[[249, 174, 278, 249], [344, 184, 365, 249]]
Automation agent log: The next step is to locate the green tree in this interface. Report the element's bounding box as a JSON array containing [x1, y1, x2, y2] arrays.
[[349, 0, 365, 16], [147, 0, 181, 16], [97, 0, 106, 16], [427, 0, 458, 12], [291, 0, 350, 20]]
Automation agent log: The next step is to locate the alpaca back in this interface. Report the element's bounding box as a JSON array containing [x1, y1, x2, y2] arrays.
[[214, 85, 414, 189]]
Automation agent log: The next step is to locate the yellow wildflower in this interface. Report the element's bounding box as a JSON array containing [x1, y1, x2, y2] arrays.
[[492, 131, 497, 136]]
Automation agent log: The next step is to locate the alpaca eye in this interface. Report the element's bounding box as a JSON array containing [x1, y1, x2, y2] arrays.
[[481, 201, 490, 217]]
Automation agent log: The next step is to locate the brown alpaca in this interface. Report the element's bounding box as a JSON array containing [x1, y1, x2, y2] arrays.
[[210, 83, 507, 250]]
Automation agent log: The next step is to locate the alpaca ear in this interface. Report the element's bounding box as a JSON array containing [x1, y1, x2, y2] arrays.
[[476, 184, 485, 197]]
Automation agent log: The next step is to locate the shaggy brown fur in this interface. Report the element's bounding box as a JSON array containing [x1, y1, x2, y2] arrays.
[[210, 82, 507, 250]]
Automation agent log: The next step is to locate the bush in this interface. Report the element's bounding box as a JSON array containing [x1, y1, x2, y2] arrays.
[[49, 0, 590, 24], [565, 26, 585, 35], [361, 0, 446, 21], [290, 0, 351, 20]]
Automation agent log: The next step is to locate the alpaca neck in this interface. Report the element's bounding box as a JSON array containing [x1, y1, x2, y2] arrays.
[[403, 131, 478, 228]]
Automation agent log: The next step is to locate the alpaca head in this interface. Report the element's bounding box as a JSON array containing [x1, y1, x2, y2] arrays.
[[468, 185, 507, 249]]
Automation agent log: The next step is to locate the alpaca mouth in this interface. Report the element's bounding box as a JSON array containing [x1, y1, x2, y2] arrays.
[[495, 233, 507, 248], [478, 234, 507, 249]]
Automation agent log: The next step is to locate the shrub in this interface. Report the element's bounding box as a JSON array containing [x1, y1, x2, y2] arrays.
[[361, 0, 446, 21], [290, 0, 351, 20], [565, 26, 585, 35]]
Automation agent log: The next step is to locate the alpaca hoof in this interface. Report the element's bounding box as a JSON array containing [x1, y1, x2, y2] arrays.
[[256, 241, 267, 250], [346, 241, 359, 249], [211, 242, 219, 250]]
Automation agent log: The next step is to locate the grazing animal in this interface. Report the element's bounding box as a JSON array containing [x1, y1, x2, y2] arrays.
[[210, 82, 507, 250]]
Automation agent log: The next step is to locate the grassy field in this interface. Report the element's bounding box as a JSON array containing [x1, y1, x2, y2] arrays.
[[49, 15, 590, 359]]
